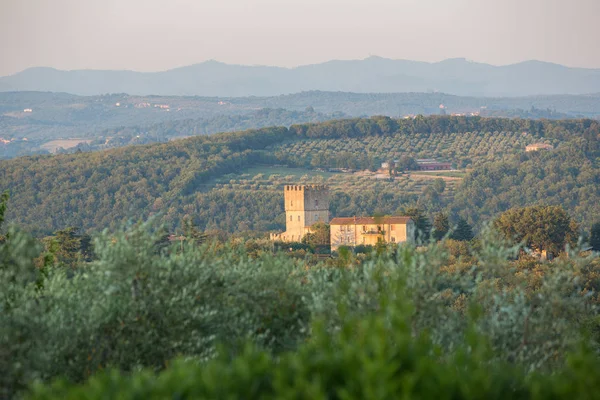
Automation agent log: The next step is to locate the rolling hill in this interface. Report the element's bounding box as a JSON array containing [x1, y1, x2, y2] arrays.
[[2, 57, 600, 97]]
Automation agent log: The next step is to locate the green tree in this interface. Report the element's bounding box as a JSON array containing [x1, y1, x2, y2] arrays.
[[450, 217, 474, 241], [44, 227, 94, 268], [403, 207, 430, 242], [0, 191, 9, 243], [396, 155, 418, 172], [302, 222, 330, 253], [591, 222, 600, 251], [432, 212, 449, 241], [432, 178, 446, 194], [493, 205, 576, 255], [182, 218, 208, 245]]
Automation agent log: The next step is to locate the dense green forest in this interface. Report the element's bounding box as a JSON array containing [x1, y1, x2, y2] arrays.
[[1, 115, 598, 236]]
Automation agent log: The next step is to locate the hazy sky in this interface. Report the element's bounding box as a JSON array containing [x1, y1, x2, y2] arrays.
[[1, 0, 599, 76]]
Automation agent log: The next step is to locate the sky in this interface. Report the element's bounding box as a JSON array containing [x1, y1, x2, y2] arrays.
[[1, 0, 599, 76]]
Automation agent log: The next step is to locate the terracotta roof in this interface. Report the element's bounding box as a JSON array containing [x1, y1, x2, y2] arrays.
[[330, 216, 413, 225]]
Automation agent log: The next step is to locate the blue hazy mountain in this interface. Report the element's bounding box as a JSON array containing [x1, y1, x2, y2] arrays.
[[2, 57, 600, 97]]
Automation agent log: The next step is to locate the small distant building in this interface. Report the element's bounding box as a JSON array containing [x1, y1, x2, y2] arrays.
[[526, 143, 553, 152], [23, 108, 33, 113], [415, 159, 452, 171], [154, 104, 170, 110], [330, 216, 414, 250], [115, 102, 121, 107]]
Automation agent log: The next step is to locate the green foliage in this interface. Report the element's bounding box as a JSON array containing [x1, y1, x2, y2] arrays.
[[301, 222, 330, 251], [450, 137, 600, 229], [433, 212, 450, 240], [396, 155, 419, 171], [0, 190, 9, 243], [591, 222, 600, 251], [1, 126, 291, 235], [403, 207, 431, 242], [494, 205, 577, 255], [23, 234, 600, 399], [451, 217, 475, 241], [0, 224, 312, 398], [0, 219, 598, 398], [42, 227, 94, 268]]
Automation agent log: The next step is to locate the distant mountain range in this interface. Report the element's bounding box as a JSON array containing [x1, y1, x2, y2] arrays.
[[2, 57, 600, 97]]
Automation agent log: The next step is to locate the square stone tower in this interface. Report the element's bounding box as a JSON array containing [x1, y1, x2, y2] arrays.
[[271, 185, 330, 242]]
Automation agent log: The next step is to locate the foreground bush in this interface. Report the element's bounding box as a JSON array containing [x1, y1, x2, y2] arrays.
[[27, 297, 600, 400], [2, 223, 599, 398]]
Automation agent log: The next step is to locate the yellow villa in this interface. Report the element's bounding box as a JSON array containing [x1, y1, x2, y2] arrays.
[[329, 216, 414, 250]]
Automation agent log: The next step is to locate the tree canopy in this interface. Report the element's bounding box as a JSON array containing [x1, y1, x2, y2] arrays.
[[493, 205, 577, 255]]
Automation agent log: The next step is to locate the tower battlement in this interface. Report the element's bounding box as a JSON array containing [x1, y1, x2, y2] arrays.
[[284, 184, 328, 191]]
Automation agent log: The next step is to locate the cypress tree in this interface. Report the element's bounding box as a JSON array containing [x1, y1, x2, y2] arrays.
[[451, 217, 474, 241], [432, 212, 450, 241], [591, 222, 600, 251]]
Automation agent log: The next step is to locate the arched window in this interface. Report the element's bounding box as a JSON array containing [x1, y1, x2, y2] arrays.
[[289, 215, 293, 221], [298, 215, 301, 221]]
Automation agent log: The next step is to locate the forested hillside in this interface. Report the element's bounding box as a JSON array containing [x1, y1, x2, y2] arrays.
[[0, 127, 291, 235], [1, 116, 598, 236], [450, 141, 600, 227]]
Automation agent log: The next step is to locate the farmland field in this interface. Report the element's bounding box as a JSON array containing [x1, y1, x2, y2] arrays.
[[41, 138, 92, 153], [211, 165, 459, 198]]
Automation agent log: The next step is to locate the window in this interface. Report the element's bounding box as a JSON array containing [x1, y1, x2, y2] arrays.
[[377, 225, 382, 232], [314, 215, 318, 221], [315, 199, 319, 207], [362, 225, 367, 231], [289, 215, 292, 222], [341, 225, 346, 232], [298, 216, 301, 221], [390, 224, 395, 231], [391, 237, 396, 243], [290, 201, 293, 207]]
